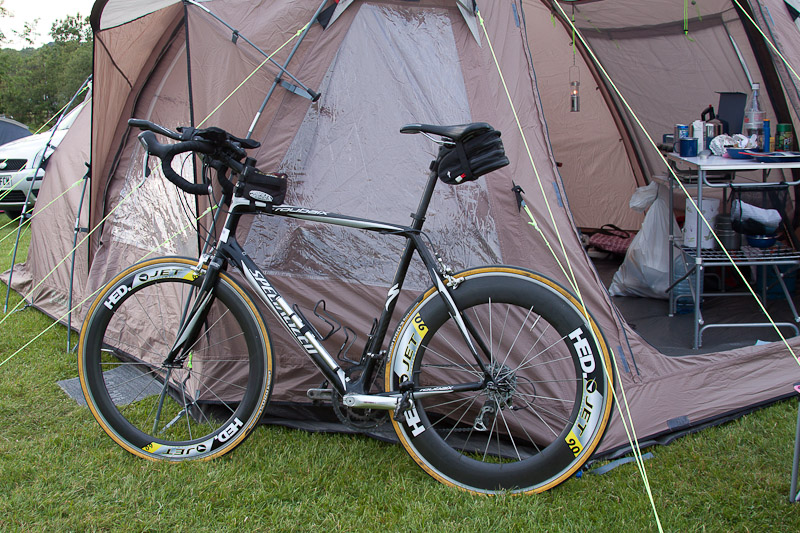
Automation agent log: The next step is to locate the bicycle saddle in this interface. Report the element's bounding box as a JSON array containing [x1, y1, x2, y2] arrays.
[[400, 122, 493, 142]]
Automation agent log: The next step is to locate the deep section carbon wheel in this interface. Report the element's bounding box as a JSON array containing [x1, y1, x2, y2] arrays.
[[387, 266, 613, 494], [79, 257, 273, 461]]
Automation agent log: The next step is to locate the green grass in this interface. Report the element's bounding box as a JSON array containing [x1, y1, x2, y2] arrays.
[[0, 214, 799, 531]]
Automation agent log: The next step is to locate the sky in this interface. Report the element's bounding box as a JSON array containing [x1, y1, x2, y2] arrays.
[[2, 0, 95, 49]]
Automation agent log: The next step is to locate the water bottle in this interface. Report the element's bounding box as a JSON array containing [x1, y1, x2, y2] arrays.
[[672, 255, 695, 314], [743, 83, 766, 150]]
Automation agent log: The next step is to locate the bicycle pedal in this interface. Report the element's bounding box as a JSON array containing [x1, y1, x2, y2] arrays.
[[393, 389, 413, 422], [307, 388, 334, 401]]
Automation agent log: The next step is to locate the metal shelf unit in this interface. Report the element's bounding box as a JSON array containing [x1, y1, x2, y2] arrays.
[[666, 153, 800, 348]]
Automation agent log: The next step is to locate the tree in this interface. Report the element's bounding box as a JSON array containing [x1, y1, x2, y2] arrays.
[[0, 13, 92, 130], [0, 1, 8, 44], [51, 14, 93, 44]]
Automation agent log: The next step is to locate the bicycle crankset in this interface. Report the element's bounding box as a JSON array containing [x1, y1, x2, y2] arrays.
[[332, 389, 390, 431]]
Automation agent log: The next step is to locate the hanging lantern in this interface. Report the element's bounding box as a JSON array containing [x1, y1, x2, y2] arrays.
[[568, 3, 580, 112], [569, 64, 580, 112]]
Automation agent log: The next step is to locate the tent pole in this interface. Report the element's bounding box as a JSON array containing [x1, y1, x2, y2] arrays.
[[67, 164, 90, 352], [728, 33, 754, 87], [183, 0, 320, 103], [737, 0, 800, 232], [245, 0, 328, 139], [183, 1, 205, 257], [5, 142, 58, 313], [791, 386, 800, 502]]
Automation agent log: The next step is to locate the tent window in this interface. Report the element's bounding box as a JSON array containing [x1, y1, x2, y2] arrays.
[[108, 41, 196, 257], [245, 4, 501, 289]]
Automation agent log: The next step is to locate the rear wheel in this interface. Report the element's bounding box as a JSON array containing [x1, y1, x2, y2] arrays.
[[78, 257, 273, 461], [387, 266, 613, 494]]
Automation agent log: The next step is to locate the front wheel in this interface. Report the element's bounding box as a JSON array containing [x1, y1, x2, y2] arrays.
[[78, 257, 274, 461], [387, 266, 613, 494]]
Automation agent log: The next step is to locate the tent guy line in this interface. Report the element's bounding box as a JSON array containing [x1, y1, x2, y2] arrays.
[[518, 189, 664, 530], [196, 22, 312, 130], [0, 178, 85, 247], [0, 147, 213, 332], [0, 202, 217, 370], [483, 7, 662, 526], [11, 0, 800, 503], [5, 77, 95, 313], [0, 86, 89, 204], [734, 0, 800, 82]]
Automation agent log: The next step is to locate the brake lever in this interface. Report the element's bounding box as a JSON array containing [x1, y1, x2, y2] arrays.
[[142, 149, 151, 178]]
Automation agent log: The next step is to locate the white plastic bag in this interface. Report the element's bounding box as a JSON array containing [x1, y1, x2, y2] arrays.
[[628, 181, 659, 213], [609, 182, 680, 299]]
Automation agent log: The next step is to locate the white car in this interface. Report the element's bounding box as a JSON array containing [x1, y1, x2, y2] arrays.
[[0, 103, 86, 219]]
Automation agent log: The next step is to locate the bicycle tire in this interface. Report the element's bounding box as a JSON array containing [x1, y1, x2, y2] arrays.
[[386, 266, 613, 494], [78, 257, 273, 461]]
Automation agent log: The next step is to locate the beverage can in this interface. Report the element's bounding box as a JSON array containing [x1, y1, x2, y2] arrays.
[[704, 123, 715, 149], [674, 124, 689, 152], [776, 123, 793, 151]]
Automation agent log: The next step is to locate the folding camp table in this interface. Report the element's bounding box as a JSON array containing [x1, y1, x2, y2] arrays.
[[666, 153, 800, 349]]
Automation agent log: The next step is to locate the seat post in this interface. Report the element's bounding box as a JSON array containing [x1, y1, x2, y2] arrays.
[[410, 168, 439, 231]]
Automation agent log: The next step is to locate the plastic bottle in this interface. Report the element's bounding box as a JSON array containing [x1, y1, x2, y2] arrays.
[[672, 255, 695, 315], [743, 83, 766, 150]]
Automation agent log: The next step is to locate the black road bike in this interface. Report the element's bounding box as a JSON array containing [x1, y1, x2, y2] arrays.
[[78, 119, 613, 494]]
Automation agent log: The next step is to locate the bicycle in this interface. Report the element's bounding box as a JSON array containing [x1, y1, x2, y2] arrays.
[[78, 118, 614, 494]]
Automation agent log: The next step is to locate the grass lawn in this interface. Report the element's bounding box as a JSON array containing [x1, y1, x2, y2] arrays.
[[0, 214, 799, 531]]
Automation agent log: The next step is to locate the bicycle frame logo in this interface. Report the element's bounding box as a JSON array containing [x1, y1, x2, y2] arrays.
[[243, 266, 319, 355]]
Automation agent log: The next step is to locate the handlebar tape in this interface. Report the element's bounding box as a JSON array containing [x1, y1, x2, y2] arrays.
[[138, 131, 212, 196], [129, 119, 181, 140]]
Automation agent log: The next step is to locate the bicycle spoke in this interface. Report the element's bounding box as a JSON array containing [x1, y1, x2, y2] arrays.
[[418, 343, 484, 380]]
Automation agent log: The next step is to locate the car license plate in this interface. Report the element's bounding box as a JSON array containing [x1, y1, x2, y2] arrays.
[[0, 176, 9, 187]]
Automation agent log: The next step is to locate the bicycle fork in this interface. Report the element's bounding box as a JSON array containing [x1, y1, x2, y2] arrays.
[[161, 257, 224, 368]]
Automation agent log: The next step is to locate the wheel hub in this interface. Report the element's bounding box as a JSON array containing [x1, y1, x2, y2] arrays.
[[473, 361, 517, 431]]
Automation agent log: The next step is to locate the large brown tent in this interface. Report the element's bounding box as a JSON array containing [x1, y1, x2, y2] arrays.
[[9, 0, 800, 458]]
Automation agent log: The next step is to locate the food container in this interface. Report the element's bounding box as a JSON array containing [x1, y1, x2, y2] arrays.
[[726, 147, 753, 159], [684, 197, 721, 249], [715, 214, 740, 250], [674, 124, 689, 151], [746, 234, 777, 248]]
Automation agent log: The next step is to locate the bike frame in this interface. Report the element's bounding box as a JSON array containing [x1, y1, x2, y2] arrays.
[[170, 167, 490, 408]]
